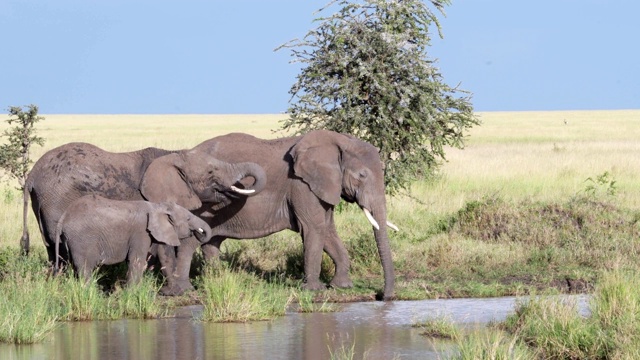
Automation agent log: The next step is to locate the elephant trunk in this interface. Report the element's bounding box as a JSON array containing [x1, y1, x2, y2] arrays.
[[369, 204, 395, 301], [230, 162, 267, 196], [191, 216, 213, 243]]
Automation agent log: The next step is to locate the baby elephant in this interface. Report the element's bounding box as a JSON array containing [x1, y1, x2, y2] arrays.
[[55, 194, 212, 287]]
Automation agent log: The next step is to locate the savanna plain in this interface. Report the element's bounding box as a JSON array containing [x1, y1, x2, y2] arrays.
[[1, 110, 639, 356]]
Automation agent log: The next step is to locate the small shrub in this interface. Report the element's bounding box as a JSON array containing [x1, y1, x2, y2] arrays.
[[583, 171, 617, 198]]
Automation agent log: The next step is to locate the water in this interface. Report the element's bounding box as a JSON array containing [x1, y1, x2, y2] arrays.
[[1, 295, 589, 360]]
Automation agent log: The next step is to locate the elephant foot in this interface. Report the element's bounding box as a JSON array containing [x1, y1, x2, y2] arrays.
[[302, 280, 327, 291], [159, 280, 195, 296], [330, 276, 354, 289]]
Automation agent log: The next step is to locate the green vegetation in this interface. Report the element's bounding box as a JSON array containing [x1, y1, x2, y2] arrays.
[[0, 110, 639, 346], [0, 250, 58, 344], [0, 105, 45, 188], [0, 105, 45, 254], [328, 340, 357, 360], [499, 270, 640, 359], [412, 315, 462, 340], [292, 289, 338, 313], [417, 269, 640, 359], [0, 248, 164, 344], [197, 265, 292, 322], [453, 330, 536, 360], [278, 0, 478, 194]]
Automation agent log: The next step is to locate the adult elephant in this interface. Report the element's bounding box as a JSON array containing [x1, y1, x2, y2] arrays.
[[173, 130, 396, 300], [24, 142, 266, 294]]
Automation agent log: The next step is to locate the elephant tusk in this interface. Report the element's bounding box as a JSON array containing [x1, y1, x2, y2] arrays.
[[387, 221, 399, 231], [197, 228, 204, 234], [362, 208, 380, 230], [230, 185, 256, 195]]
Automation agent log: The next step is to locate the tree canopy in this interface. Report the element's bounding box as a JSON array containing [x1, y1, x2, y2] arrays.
[[0, 104, 45, 190], [278, 0, 479, 194]]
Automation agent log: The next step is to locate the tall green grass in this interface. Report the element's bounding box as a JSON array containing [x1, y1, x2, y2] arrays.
[[453, 330, 537, 360], [0, 259, 59, 344], [0, 248, 164, 344], [197, 265, 292, 322], [499, 270, 640, 359]]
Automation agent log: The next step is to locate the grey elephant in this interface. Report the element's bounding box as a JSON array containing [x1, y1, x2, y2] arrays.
[[24, 142, 266, 295], [55, 194, 213, 286], [170, 130, 397, 300]]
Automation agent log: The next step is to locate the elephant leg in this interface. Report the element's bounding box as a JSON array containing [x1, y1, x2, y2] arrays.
[[157, 244, 181, 295], [45, 242, 57, 266], [75, 261, 92, 285], [201, 236, 226, 265], [323, 222, 353, 289], [295, 196, 332, 291], [300, 228, 328, 291], [170, 236, 202, 294], [127, 255, 146, 286]]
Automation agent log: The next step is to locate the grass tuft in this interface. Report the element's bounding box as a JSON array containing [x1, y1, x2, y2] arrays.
[[453, 330, 536, 360], [111, 275, 165, 319], [197, 265, 292, 322], [0, 271, 59, 344], [412, 316, 462, 340], [292, 289, 338, 313]]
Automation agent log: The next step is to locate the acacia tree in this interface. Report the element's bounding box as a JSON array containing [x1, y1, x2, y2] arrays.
[[278, 0, 479, 194], [0, 105, 45, 254]]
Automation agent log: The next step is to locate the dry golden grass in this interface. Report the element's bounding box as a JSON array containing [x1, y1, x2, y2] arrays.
[[0, 114, 290, 158], [1, 110, 639, 249], [393, 109, 640, 216]]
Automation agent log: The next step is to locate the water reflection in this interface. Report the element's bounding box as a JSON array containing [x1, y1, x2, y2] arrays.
[[0, 295, 589, 360]]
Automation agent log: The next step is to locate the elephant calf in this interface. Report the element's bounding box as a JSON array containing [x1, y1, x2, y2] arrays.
[[55, 194, 212, 287]]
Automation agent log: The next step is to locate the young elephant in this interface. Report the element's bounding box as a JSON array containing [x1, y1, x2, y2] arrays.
[[55, 194, 212, 287]]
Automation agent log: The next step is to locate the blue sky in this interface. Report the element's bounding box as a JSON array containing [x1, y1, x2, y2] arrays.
[[2, 1, 638, 114]]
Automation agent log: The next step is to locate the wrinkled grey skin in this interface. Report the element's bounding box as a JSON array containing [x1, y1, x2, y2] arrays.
[[55, 195, 212, 287], [172, 130, 395, 300], [25, 142, 266, 295]]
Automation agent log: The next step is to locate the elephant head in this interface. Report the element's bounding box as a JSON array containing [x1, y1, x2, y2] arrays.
[[290, 130, 396, 300], [140, 150, 267, 210], [148, 202, 213, 246]]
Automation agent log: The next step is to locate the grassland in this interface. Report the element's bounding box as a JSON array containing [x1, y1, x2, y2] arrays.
[[0, 110, 639, 330]]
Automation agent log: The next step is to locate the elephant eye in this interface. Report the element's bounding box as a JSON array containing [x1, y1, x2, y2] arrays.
[[359, 170, 368, 179]]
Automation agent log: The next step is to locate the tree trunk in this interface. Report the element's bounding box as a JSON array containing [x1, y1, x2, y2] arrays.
[[21, 181, 30, 256]]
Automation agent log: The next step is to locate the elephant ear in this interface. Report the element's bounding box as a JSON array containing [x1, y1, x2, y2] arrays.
[[147, 210, 181, 247], [140, 153, 202, 210], [290, 130, 344, 206]]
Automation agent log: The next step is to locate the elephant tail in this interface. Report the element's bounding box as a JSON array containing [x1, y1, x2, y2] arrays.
[[20, 177, 34, 255], [53, 209, 68, 275]]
